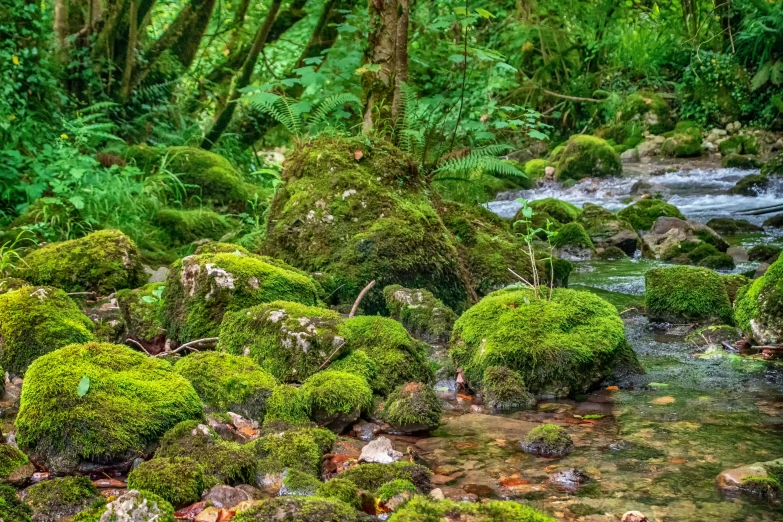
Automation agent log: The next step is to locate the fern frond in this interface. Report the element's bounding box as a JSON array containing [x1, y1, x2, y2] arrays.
[[247, 93, 301, 136], [435, 153, 524, 178], [309, 93, 361, 129]]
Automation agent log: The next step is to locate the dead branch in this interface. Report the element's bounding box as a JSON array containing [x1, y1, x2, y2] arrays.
[[316, 340, 346, 372], [348, 280, 376, 318], [125, 337, 152, 355], [153, 337, 219, 357]]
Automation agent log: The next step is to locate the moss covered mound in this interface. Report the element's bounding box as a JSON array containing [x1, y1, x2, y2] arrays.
[[18, 230, 146, 294], [722, 153, 762, 169], [383, 285, 457, 342], [736, 256, 783, 344], [194, 242, 250, 255], [338, 462, 432, 494], [78, 490, 174, 522], [618, 92, 674, 136], [379, 382, 441, 433], [748, 245, 781, 263], [705, 218, 763, 235], [163, 252, 319, 342], [450, 287, 633, 396], [26, 476, 103, 522], [0, 483, 32, 522], [263, 135, 469, 314], [0, 286, 95, 376], [388, 496, 554, 522], [337, 316, 433, 396], [719, 134, 760, 156], [220, 301, 342, 383], [482, 366, 536, 410], [116, 282, 167, 354], [761, 151, 783, 176], [528, 198, 581, 224], [555, 135, 622, 181], [645, 266, 733, 324], [127, 457, 205, 508], [174, 352, 276, 420], [551, 222, 594, 251], [232, 496, 373, 522], [618, 199, 685, 231], [730, 174, 770, 196], [264, 385, 312, 424], [578, 204, 639, 256], [661, 122, 703, 157], [0, 445, 31, 485], [520, 423, 574, 457], [523, 159, 551, 182], [249, 425, 336, 480], [16, 342, 203, 474], [153, 208, 235, 246], [302, 370, 372, 433], [316, 479, 362, 509], [722, 274, 751, 304], [698, 253, 736, 270]]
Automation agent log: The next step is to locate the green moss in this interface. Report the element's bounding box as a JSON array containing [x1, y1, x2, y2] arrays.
[[387, 496, 555, 522], [722, 153, 762, 169], [379, 382, 441, 433], [523, 159, 550, 181], [761, 151, 783, 176], [328, 350, 377, 382], [194, 242, 250, 255], [16, 342, 202, 475], [76, 490, 175, 522], [264, 385, 312, 424], [127, 457, 205, 508], [282, 469, 322, 496], [730, 174, 770, 196], [377, 479, 416, 502], [528, 198, 581, 223], [578, 204, 639, 255], [698, 253, 735, 270], [383, 285, 457, 342], [0, 286, 95, 376], [617, 92, 674, 135], [722, 274, 751, 303], [664, 241, 719, 264], [719, 134, 760, 156], [618, 199, 685, 231], [741, 476, 781, 500], [154, 420, 257, 487], [549, 145, 566, 161], [645, 266, 733, 324], [219, 301, 341, 383], [596, 246, 628, 260], [249, 426, 335, 477], [521, 423, 574, 457], [0, 278, 29, 295], [551, 222, 594, 250], [748, 245, 781, 263], [705, 218, 762, 235], [338, 316, 433, 395], [316, 479, 362, 509], [482, 366, 535, 410], [660, 122, 703, 157], [555, 135, 622, 181], [115, 282, 166, 350], [17, 230, 147, 294], [0, 483, 32, 522], [764, 214, 783, 228], [163, 252, 320, 342], [174, 352, 276, 420], [302, 370, 372, 429], [0, 445, 28, 483], [263, 135, 469, 314], [153, 208, 235, 246], [337, 462, 432, 494], [231, 497, 369, 522], [735, 256, 783, 342], [26, 476, 103, 522], [450, 287, 631, 395]]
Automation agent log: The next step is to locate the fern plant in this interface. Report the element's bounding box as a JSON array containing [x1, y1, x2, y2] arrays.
[[61, 102, 124, 150]]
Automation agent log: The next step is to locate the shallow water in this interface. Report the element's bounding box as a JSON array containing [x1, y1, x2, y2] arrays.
[[417, 161, 783, 520]]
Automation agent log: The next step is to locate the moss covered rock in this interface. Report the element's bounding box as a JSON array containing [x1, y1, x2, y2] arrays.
[[645, 266, 733, 324], [302, 370, 372, 433], [249, 425, 335, 483], [316, 479, 362, 509], [80, 490, 174, 522], [18, 230, 146, 294], [722, 153, 762, 169], [174, 352, 275, 420], [748, 245, 781, 263], [528, 198, 581, 224], [661, 122, 703, 157], [0, 445, 33, 487], [220, 301, 342, 383], [719, 134, 760, 156], [387, 496, 554, 522], [383, 285, 456, 342], [578, 204, 639, 256], [618, 199, 685, 231], [482, 366, 536, 410], [25, 476, 103, 522], [115, 282, 166, 354], [523, 159, 551, 182], [617, 92, 674, 136], [698, 252, 736, 270], [264, 385, 312, 424], [263, 136, 469, 314], [127, 457, 205, 508], [555, 135, 622, 181], [0, 277, 29, 295], [378, 382, 441, 433], [450, 287, 633, 396], [551, 222, 594, 258], [761, 151, 783, 176], [16, 342, 202, 474], [520, 424, 574, 457], [194, 242, 250, 255], [338, 462, 432, 494], [705, 218, 763, 235], [0, 286, 95, 376], [735, 256, 783, 344], [730, 174, 770, 196], [153, 208, 235, 246], [337, 316, 433, 396], [0, 483, 32, 522], [232, 496, 373, 522], [163, 252, 319, 342]]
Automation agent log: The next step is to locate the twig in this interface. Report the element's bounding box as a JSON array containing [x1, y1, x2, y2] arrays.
[[316, 340, 346, 372], [125, 337, 152, 355], [153, 337, 219, 357], [67, 291, 97, 296], [541, 89, 602, 103], [507, 267, 534, 288], [348, 280, 376, 318]]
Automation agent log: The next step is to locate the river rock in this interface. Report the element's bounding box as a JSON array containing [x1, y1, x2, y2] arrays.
[[621, 512, 650, 522], [629, 180, 670, 199], [520, 424, 574, 457], [641, 217, 728, 259], [716, 458, 783, 495], [200, 485, 259, 509], [359, 437, 402, 464]]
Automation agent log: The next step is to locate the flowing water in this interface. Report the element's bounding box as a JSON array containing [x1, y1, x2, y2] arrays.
[[418, 160, 783, 521]]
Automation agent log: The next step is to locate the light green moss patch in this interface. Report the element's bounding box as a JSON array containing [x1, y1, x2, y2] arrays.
[[337, 462, 432, 494], [618, 199, 685, 231], [302, 370, 372, 431], [379, 382, 441, 433], [387, 496, 555, 522], [383, 285, 457, 342], [555, 135, 622, 181], [316, 479, 362, 509], [25, 476, 103, 522], [153, 208, 235, 246], [528, 198, 581, 224], [264, 385, 312, 424], [231, 497, 368, 522], [645, 266, 733, 324], [735, 256, 783, 343], [127, 457, 205, 508]]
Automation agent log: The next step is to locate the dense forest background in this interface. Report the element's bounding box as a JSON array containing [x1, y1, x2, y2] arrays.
[[1, 0, 782, 262]]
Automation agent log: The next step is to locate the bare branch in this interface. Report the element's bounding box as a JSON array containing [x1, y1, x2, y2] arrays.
[[348, 280, 376, 318]]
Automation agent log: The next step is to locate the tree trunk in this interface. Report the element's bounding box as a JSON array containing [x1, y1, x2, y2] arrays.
[[201, 0, 283, 149], [120, 0, 138, 100]]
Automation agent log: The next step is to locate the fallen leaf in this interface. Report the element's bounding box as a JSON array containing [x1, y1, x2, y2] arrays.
[[93, 478, 126, 488], [457, 393, 472, 401], [499, 476, 530, 487], [668, 458, 687, 464], [650, 396, 676, 405], [354, 150, 363, 160], [606, 386, 619, 391]]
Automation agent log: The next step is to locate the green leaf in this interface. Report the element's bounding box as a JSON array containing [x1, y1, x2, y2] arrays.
[[771, 61, 783, 86], [751, 62, 771, 91], [475, 7, 495, 18], [77, 375, 91, 397], [522, 206, 533, 218]]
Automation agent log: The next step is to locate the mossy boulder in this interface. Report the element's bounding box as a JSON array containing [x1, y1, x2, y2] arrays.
[[337, 316, 433, 396], [578, 204, 639, 256], [0, 277, 29, 295], [249, 425, 335, 483], [722, 274, 751, 304], [328, 350, 377, 382], [645, 266, 733, 324], [0, 445, 33, 486], [551, 222, 594, 258], [528, 198, 581, 224], [127, 457, 205, 508], [302, 370, 372, 433], [264, 385, 312, 424], [279, 469, 321, 496], [661, 122, 703, 157], [316, 479, 362, 509], [16, 342, 202, 474], [520, 424, 574, 457], [219, 301, 342, 383], [719, 134, 760, 156], [174, 352, 276, 420], [115, 282, 167, 355], [0, 483, 33, 522], [263, 135, 469, 314], [162, 252, 319, 342], [482, 366, 536, 410], [387, 496, 554, 522], [154, 420, 256, 487], [383, 285, 457, 342], [735, 256, 783, 344], [555, 135, 622, 181], [618, 199, 685, 231], [378, 382, 441, 433], [18, 230, 146, 294], [595, 246, 628, 260], [616, 92, 675, 136], [748, 245, 781, 263], [722, 153, 762, 169], [450, 287, 634, 396], [730, 174, 770, 196], [153, 208, 235, 246], [698, 253, 736, 270], [79, 490, 174, 522], [0, 286, 95, 376], [338, 462, 432, 494], [761, 151, 783, 176], [705, 218, 763, 235], [232, 497, 373, 522], [25, 476, 103, 522], [763, 214, 783, 228], [523, 159, 551, 182]]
